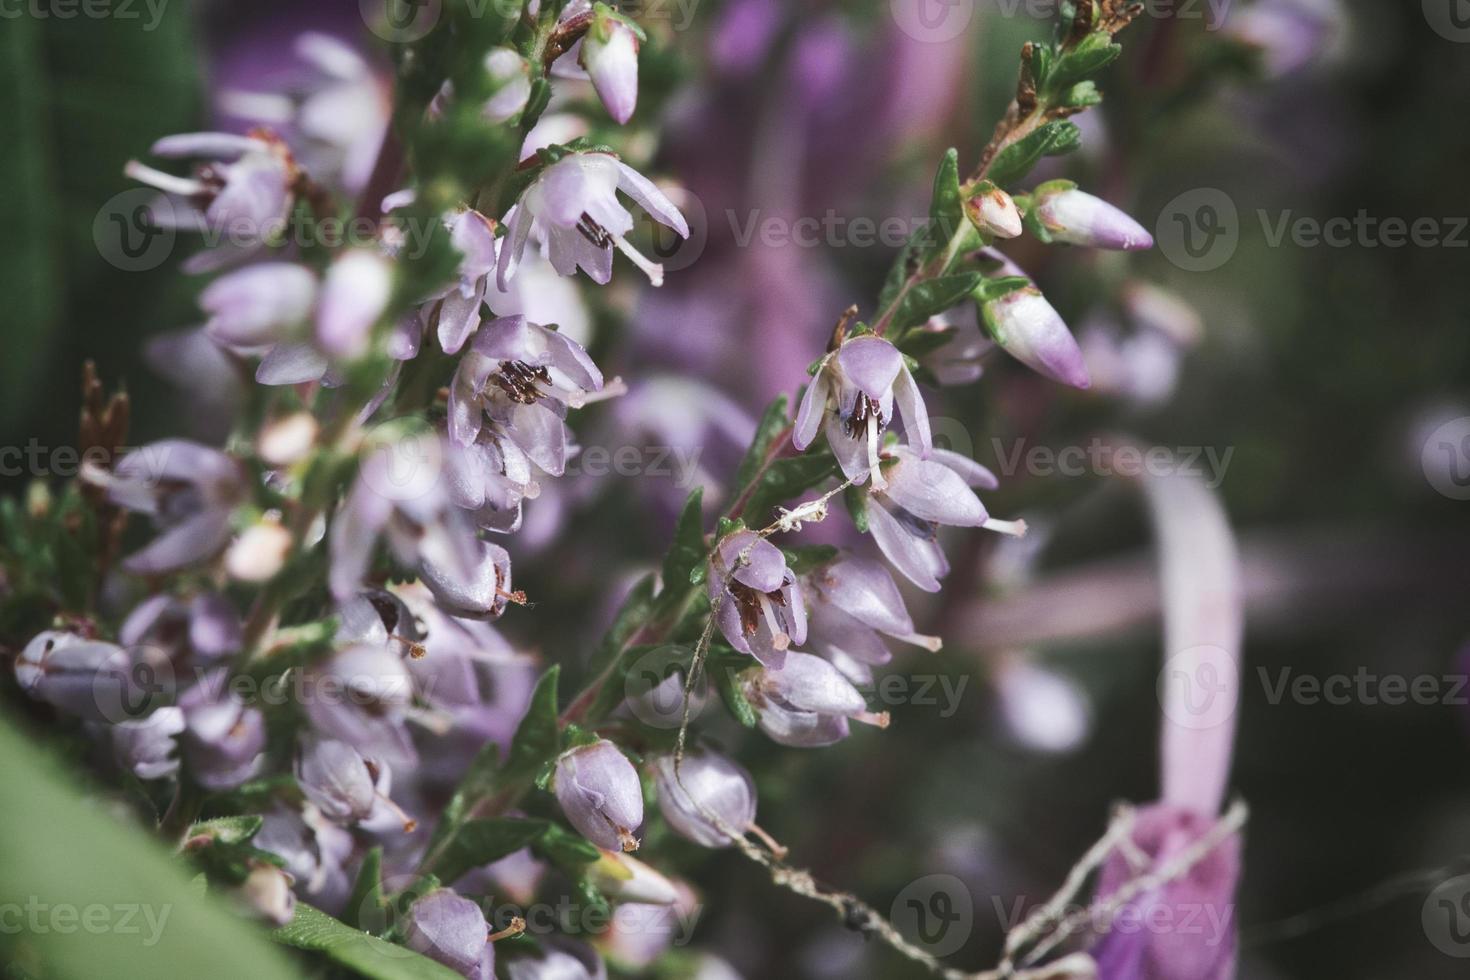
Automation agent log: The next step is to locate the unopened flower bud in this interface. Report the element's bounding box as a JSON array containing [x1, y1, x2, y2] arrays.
[[258, 412, 319, 466], [553, 739, 644, 852], [240, 863, 297, 926], [16, 632, 159, 722], [295, 736, 375, 823], [741, 652, 887, 748], [581, 9, 641, 125], [588, 851, 680, 905], [1033, 182, 1153, 251], [982, 286, 1091, 390], [317, 250, 393, 359], [966, 182, 1022, 239], [652, 750, 756, 848], [482, 47, 532, 123], [226, 520, 292, 583], [404, 888, 493, 980]]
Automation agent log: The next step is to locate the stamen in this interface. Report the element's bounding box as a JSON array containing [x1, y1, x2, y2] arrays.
[[756, 593, 790, 651], [373, 789, 418, 834], [893, 632, 943, 653], [747, 822, 789, 859], [613, 235, 665, 287], [488, 918, 527, 943], [983, 517, 1029, 538], [854, 710, 891, 729], [578, 376, 629, 405], [124, 160, 204, 198], [866, 412, 886, 491]]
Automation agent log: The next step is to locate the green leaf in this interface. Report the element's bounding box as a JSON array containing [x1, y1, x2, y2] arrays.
[[741, 455, 839, 527], [1050, 32, 1122, 89], [733, 395, 791, 490], [273, 904, 464, 980], [712, 658, 759, 728], [888, 272, 984, 335], [928, 148, 964, 241], [186, 815, 263, 845], [532, 822, 603, 869], [0, 717, 300, 980], [428, 818, 551, 887], [345, 847, 384, 930], [661, 487, 707, 591], [878, 223, 934, 313], [781, 544, 840, 576], [987, 121, 1083, 187], [973, 276, 1032, 304], [502, 666, 563, 788], [1059, 80, 1103, 108], [844, 483, 871, 534]]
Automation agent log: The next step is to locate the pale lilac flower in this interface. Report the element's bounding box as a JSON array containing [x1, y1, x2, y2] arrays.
[[652, 750, 756, 848], [125, 131, 296, 270], [404, 889, 494, 980], [301, 644, 417, 767], [120, 592, 242, 665], [255, 803, 355, 916], [296, 736, 414, 831], [496, 152, 689, 289], [504, 938, 607, 980], [740, 651, 887, 748], [865, 445, 1023, 593], [178, 671, 267, 790], [317, 249, 393, 359], [419, 537, 516, 621], [444, 427, 540, 534], [200, 262, 317, 350], [1089, 804, 1241, 980], [448, 316, 604, 476], [553, 739, 644, 852], [112, 706, 185, 780], [978, 249, 1090, 389], [1032, 183, 1153, 251], [918, 310, 992, 387], [483, 47, 533, 122], [794, 335, 931, 489], [581, 8, 640, 125], [485, 245, 592, 345], [1078, 316, 1184, 407], [588, 851, 680, 905], [98, 440, 246, 574], [803, 555, 940, 675], [707, 529, 806, 669], [14, 633, 121, 719], [992, 655, 1091, 754], [430, 209, 499, 354]]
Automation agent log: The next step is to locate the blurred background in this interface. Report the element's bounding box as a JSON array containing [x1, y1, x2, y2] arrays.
[[2, 0, 1470, 977]]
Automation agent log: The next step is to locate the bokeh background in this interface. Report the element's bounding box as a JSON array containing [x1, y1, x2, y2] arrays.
[[2, 0, 1470, 977]]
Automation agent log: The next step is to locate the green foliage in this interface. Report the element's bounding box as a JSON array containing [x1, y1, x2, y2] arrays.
[[661, 488, 707, 591], [732, 395, 792, 490], [987, 121, 1082, 188], [887, 273, 985, 337], [274, 904, 462, 980], [426, 817, 554, 886], [739, 454, 839, 527]]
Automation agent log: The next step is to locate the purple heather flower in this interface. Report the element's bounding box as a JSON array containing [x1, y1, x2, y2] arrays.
[[864, 446, 1023, 593], [794, 335, 931, 490], [803, 554, 941, 675], [120, 592, 242, 665], [580, 8, 640, 125], [317, 249, 393, 359], [444, 427, 540, 534], [178, 671, 267, 790], [1089, 804, 1242, 980], [1032, 182, 1153, 251], [296, 736, 414, 831], [707, 529, 806, 669], [504, 938, 607, 980], [652, 749, 757, 848], [918, 310, 992, 387], [430, 209, 499, 354], [125, 130, 296, 271], [482, 47, 533, 122], [97, 440, 246, 574], [254, 803, 355, 916], [740, 651, 887, 748], [496, 152, 689, 289], [979, 272, 1091, 389], [301, 643, 417, 767], [112, 706, 186, 780], [1226, 0, 1341, 77], [419, 537, 517, 621], [404, 888, 494, 980], [553, 739, 644, 852], [200, 262, 317, 350], [709, 0, 783, 76], [14, 632, 166, 723], [448, 315, 604, 476]]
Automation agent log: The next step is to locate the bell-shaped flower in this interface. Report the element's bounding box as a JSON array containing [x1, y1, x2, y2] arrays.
[[553, 739, 644, 852], [199, 262, 317, 350], [966, 183, 1022, 239], [178, 671, 267, 790], [804, 554, 940, 676], [125, 130, 297, 271], [300, 644, 417, 767], [496, 152, 688, 289], [295, 735, 415, 831], [112, 706, 186, 780], [794, 335, 931, 490], [1032, 182, 1153, 251], [581, 7, 641, 125], [317, 249, 393, 359], [740, 652, 888, 748], [404, 888, 495, 980], [707, 529, 806, 669], [418, 537, 517, 621], [865, 446, 1024, 593], [15, 632, 151, 722], [918, 309, 992, 387], [976, 249, 1090, 390], [482, 47, 533, 123], [254, 803, 355, 917], [120, 592, 242, 666], [448, 316, 604, 477], [652, 749, 757, 848], [444, 426, 540, 534], [94, 440, 246, 574]]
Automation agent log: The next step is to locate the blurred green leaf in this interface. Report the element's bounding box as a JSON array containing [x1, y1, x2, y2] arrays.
[[661, 487, 706, 592], [427, 817, 550, 887], [273, 904, 461, 980]]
